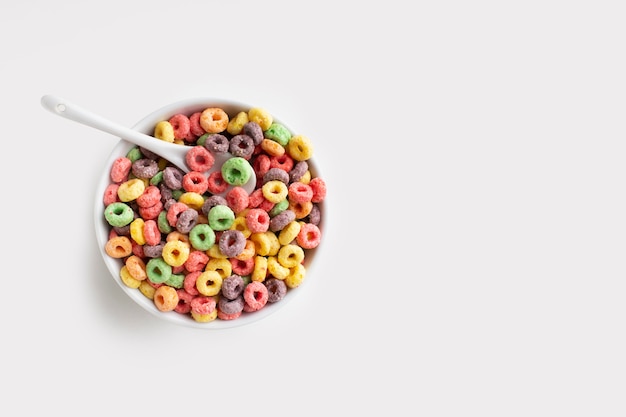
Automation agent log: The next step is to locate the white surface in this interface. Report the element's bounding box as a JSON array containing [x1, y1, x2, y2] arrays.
[[1, 0, 625, 415]]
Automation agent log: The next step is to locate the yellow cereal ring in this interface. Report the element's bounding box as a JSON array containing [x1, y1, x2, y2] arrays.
[[154, 285, 179, 312], [154, 120, 175, 142], [227, 111, 249, 135], [260, 138, 285, 157], [278, 221, 301, 246], [196, 270, 223, 296], [262, 180, 288, 203], [157, 158, 168, 170], [204, 257, 232, 279], [191, 309, 218, 323], [174, 139, 185, 145], [286, 134, 313, 161], [267, 256, 289, 280], [129, 218, 146, 245], [265, 231, 280, 256], [207, 243, 227, 259], [251, 255, 268, 282], [117, 178, 146, 202], [162, 240, 190, 267], [289, 200, 313, 219], [200, 107, 229, 133], [139, 280, 156, 299], [120, 266, 141, 289], [235, 239, 256, 261], [230, 216, 252, 238], [125, 255, 147, 281], [250, 232, 272, 256], [178, 192, 205, 210], [299, 170, 311, 184], [105, 236, 132, 258], [248, 107, 273, 130], [285, 263, 306, 288], [277, 244, 305, 268]]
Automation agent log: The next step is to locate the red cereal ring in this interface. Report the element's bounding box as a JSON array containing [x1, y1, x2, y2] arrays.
[[185, 146, 215, 172], [184, 250, 209, 273], [253, 154, 271, 178], [182, 171, 209, 194], [169, 113, 191, 140], [309, 177, 327, 203], [189, 112, 205, 137], [143, 219, 161, 246], [247, 189, 265, 208], [296, 223, 321, 249], [217, 309, 242, 320], [139, 200, 163, 221], [288, 182, 313, 204], [131, 240, 144, 258], [167, 202, 189, 227], [103, 183, 120, 206], [190, 295, 217, 315], [175, 289, 194, 314], [230, 257, 255, 276], [136, 185, 161, 208], [225, 186, 249, 214], [243, 281, 268, 311], [245, 208, 269, 233], [110, 157, 132, 183], [183, 271, 201, 296], [206, 171, 229, 194], [258, 199, 275, 212], [270, 154, 294, 172]]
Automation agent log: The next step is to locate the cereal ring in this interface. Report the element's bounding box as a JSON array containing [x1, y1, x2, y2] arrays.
[[208, 205, 235, 231], [184, 250, 209, 272], [221, 157, 252, 186], [277, 244, 305, 268], [205, 257, 233, 279], [203, 133, 230, 154], [230, 256, 255, 276], [154, 120, 175, 142], [217, 309, 242, 320], [278, 220, 301, 245], [251, 255, 268, 282], [190, 295, 217, 315], [163, 166, 184, 190], [269, 154, 294, 173], [263, 167, 290, 185], [185, 146, 215, 172], [289, 200, 313, 219], [221, 274, 245, 299], [206, 170, 229, 194], [154, 285, 179, 312], [202, 195, 228, 215], [288, 182, 313, 203], [169, 113, 191, 140], [117, 178, 146, 202], [264, 122, 292, 146], [146, 257, 172, 284], [261, 180, 288, 203], [286, 135, 313, 161], [188, 223, 215, 251], [229, 134, 255, 159], [157, 210, 173, 234], [247, 107, 273, 130], [139, 280, 157, 299], [225, 186, 249, 214], [269, 209, 295, 232], [267, 256, 290, 280], [245, 208, 270, 233], [306, 204, 321, 226], [243, 281, 268, 311], [120, 266, 141, 289], [165, 273, 185, 289], [110, 157, 132, 183], [297, 223, 321, 249], [189, 111, 204, 137], [265, 277, 287, 303], [289, 160, 309, 183], [218, 229, 246, 257], [161, 240, 190, 267], [268, 199, 289, 217], [200, 107, 229, 133], [285, 263, 306, 288], [178, 192, 204, 211], [132, 158, 159, 179], [191, 309, 218, 322], [143, 242, 164, 258], [243, 121, 264, 145], [195, 271, 223, 297], [309, 177, 327, 203], [138, 201, 163, 221], [235, 239, 256, 261], [176, 208, 198, 234], [136, 185, 161, 208], [103, 183, 120, 206], [105, 235, 133, 258], [166, 202, 189, 227], [227, 111, 249, 135], [125, 255, 147, 281], [252, 154, 271, 179], [182, 171, 209, 194], [143, 219, 160, 246], [218, 294, 244, 315], [175, 289, 194, 314], [104, 202, 134, 227], [230, 216, 251, 239], [260, 138, 285, 157], [129, 218, 146, 245]]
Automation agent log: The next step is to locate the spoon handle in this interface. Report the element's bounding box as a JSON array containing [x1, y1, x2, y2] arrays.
[[40, 94, 160, 150]]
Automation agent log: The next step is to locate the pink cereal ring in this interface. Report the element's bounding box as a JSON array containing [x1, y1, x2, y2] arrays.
[[247, 189, 265, 208], [189, 112, 205, 137], [169, 113, 191, 140], [110, 157, 132, 183], [103, 183, 120, 206], [185, 146, 215, 172], [245, 208, 270, 233], [143, 219, 161, 246], [182, 171, 209, 194], [258, 199, 275, 212], [183, 271, 201, 296], [270, 154, 294, 172], [243, 281, 268, 311], [217, 309, 242, 320], [166, 202, 189, 227], [184, 250, 209, 272], [190, 295, 217, 315], [230, 257, 255, 276], [136, 185, 161, 208], [226, 186, 249, 214], [139, 200, 163, 221], [296, 223, 321, 249], [175, 289, 194, 314], [309, 177, 327, 203], [206, 171, 229, 194], [288, 182, 313, 204], [253, 154, 271, 178]]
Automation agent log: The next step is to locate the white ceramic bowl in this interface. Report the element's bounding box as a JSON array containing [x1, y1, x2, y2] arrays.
[[94, 98, 325, 329]]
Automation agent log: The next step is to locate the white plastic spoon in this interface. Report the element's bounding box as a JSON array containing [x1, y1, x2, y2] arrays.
[[40, 94, 256, 195]]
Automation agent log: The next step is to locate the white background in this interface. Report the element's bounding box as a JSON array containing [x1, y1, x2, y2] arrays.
[[1, 0, 625, 415]]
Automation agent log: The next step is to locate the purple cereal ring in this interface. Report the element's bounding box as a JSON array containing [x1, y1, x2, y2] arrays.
[[306, 204, 321, 226], [263, 167, 290, 185], [143, 242, 165, 258], [203, 134, 230, 154], [163, 166, 184, 190], [176, 208, 198, 233], [218, 294, 244, 315], [218, 229, 246, 257], [289, 161, 308, 183], [269, 209, 296, 232], [221, 274, 245, 299], [201, 195, 228, 216], [229, 134, 255, 159], [138, 146, 160, 160], [265, 278, 287, 303], [242, 121, 264, 145]]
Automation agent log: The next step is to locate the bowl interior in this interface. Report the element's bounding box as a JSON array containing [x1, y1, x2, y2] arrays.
[[94, 98, 324, 329]]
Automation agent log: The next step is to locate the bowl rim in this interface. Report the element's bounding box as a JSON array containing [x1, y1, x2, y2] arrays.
[[94, 97, 324, 329]]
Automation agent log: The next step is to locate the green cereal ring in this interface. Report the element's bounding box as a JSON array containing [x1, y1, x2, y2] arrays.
[[165, 273, 185, 289], [208, 205, 235, 231], [104, 202, 134, 227], [172, 189, 184, 200], [189, 223, 216, 251], [157, 211, 173, 234], [221, 157, 252, 186], [146, 257, 172, 284], [197, 133, 210, 146], [126, 147, 143, 163], [150, 170, 164, 186], [269, 199, 289, 217], [264, 122, 292, 146]]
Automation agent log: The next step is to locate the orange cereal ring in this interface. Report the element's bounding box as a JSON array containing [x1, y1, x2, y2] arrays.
[[125, 255, 147, 281], [154, 285, 179, 312], [200, 107, 229, 133], [289, 200, 313, 219], [234, 239, 256, 261], [105, 235, 132, 258], [260, 138, 285, 157]]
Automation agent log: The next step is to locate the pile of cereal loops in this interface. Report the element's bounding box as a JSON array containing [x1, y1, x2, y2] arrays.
[[102, 105, 326, 322]]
